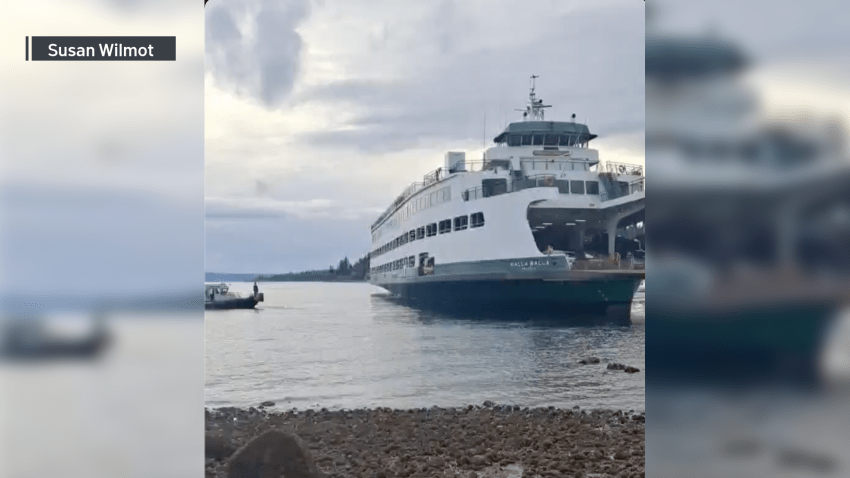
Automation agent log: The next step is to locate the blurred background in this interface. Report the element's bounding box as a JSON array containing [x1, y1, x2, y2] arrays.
[[647, 0, 850, 476], [0, 1, 204, 477]]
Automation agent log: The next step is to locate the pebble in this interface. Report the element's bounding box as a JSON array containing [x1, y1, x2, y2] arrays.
[[205, 405, 644, 478]]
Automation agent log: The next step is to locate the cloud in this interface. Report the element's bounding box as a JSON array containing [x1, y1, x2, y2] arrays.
[[205, 196, 381, 221], [205, 0, 646, 273], [293, 1, 645, 154], [205, 0, 311, 107], [205, 211, 375, 273]]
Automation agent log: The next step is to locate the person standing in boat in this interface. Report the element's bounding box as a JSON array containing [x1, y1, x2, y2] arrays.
[[253, 281, 259, 298]]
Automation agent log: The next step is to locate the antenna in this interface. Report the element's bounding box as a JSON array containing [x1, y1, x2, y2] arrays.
[[524, 74, 551, 121]]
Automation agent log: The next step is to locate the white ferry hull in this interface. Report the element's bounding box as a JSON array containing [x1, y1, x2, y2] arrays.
[[368, 77, 645, 317]]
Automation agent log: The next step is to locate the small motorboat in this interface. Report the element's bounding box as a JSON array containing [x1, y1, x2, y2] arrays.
[[0, 314, 111, 360], [205, 283, 264, 310]]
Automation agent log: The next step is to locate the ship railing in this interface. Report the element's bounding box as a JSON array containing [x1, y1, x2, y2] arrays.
[[600, 177, 645, 202], [629, 177, 645, 194], [371, 181, 426, 229], [374, 160, 495, 228], [605, 161, 643, 176], [425, 159, 504, 186], [423, 168, 444, 186], [447, 159, 505, 174]]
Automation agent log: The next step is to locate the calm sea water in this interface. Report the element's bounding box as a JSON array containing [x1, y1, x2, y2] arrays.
[[205, 281, 645, 412]]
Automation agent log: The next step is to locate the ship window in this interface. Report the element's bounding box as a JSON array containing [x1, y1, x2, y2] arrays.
[[419, 253, 428, 266], [586, 181, 599, 195], [532, 134, 544, 145], [559, 134, 570, 146], [521, 134, 532, 146], [409, 229, 416, 242], [507, 134, 521, 146], [416, 227, 425, 240], [426, 223, 437, 237], [408, 256, 415, 267], [544, 134, 558, 145], [444, 187, 451, 201], [471, 212, 485, 228], [570, 180, 585, 194], [430, 191, 437, 205], [439, 219, 452, 234], [454, 215, 468, 231]]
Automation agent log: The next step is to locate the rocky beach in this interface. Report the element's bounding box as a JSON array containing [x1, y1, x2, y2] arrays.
[[206, 403, 645, 478]]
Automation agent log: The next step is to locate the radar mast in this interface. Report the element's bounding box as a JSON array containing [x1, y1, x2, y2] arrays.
[[515, 75, 551, 121]]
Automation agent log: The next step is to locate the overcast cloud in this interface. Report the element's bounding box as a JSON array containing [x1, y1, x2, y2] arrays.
[[205, 0, 645, 274]]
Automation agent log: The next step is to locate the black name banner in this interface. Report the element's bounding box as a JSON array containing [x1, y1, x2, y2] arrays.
[[30, 36, 176, 61]]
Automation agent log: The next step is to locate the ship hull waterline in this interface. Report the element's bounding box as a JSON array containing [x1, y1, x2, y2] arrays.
[[372, 273, 643, 317], [205, 296, 259, 310], [648, 302, 840, 386]]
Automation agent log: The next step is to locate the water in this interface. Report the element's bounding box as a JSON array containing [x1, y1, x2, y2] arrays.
[[205, 281, 645, 411]]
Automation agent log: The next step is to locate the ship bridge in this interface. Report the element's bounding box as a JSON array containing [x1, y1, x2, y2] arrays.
[[493, 74, 598, 150], [493, 121, 597, 149]]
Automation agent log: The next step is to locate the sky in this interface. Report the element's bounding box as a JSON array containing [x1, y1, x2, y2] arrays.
[[1, 0, 204, 296], [648, 0, 850, 123], [204, 0, 646, 274]]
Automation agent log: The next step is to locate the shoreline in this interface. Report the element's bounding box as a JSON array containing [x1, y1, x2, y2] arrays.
[[206, 403, 645, 478]]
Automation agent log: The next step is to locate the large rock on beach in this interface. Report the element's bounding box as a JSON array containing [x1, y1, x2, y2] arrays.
[[206, 432, 236, 461], [226, 430, 325, 478], [607, 363, 641, 373]]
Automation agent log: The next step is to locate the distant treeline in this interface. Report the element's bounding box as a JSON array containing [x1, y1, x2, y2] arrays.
[[205, 272, 261, 283], [255, 254, 370, 282]]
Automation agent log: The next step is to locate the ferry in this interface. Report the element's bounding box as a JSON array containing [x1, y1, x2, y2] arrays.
[[646, 14, 850, 380], [205, 283, 263, 310], [368, 77, 645, 312]]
